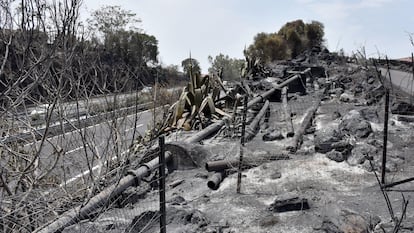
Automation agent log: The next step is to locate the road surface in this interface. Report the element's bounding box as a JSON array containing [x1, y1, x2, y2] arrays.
[[379, 68, 414, 96], [22, 107, 165, 189]]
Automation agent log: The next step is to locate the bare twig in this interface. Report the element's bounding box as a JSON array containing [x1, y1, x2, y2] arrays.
[[392, 194, 409, 233], [368, 158, 395, 221]]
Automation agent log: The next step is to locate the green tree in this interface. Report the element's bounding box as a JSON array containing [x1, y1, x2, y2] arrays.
[[181, 57, 201, 75], [87, 5, 141, 37], [103, 30, 158, 65], [278, 20, 306, 57], [285, 29, 303, 57], [247, 32, 288, 63], [278, 19, 306, 38], [86, 5, 160, 91], [208, 54, 244, 80], [88, 5, 158, 66], [247, 19, 325, 62], [305, 20, 324, 48]]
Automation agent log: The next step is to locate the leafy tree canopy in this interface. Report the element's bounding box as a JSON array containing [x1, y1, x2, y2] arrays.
[[208, 54, 245, 80], [103, 30, 158, 65], [247, 19, 325, 63], [88, 5, 159, 66], [247, 32, 288, 62], [306, 20, 325, 48], [88, 5, 141, 37]]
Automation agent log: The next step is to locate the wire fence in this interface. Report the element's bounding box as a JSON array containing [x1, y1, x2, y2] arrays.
[[202, 82, 322, 196], [380, 67, 414, 188], [202, 61, 412, 191], [54, 141, 168, 233], [0, 1, 177, 229], [0, 94, 166, 232], [0, 135, 170, 233], [0, 4, 412, 230]]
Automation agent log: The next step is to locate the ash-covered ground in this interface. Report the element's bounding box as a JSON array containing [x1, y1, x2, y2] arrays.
[[63, 50, 414, 233]]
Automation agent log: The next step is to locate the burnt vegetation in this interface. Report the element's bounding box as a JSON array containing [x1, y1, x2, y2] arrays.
[[2, 1, 414, 233]]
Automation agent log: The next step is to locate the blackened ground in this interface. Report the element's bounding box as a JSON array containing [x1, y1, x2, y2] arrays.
[[63, 63, 414, 233]]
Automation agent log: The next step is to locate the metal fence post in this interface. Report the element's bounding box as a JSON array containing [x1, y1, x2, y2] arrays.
[[381, 90, 389, 185], [411, 53, 414, 103], [158, 136, 166, 233], [237, 95, 248, 193]]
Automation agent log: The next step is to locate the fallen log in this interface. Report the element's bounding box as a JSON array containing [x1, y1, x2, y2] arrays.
[[205, 154, 290, 172], [282, 87, 294, 137], [34, 152, 172, 233], [247, 74, 300, 108], [169, 179, 184, 188], [207, 172, 225, 190], [396, 115, 414, 122], [245, 100, 270, 141], [36, 75, 303, 233], [185, 74, 301, 143], [286, 95, 323, 153]]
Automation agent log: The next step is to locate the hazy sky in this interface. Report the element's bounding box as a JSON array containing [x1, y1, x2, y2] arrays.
[[83, 0, 414, 72]]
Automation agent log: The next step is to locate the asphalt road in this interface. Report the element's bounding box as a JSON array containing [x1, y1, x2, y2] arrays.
[[3, 91, 148, 138], [379, 68, 414, 96], [23, 107, 161, 188]]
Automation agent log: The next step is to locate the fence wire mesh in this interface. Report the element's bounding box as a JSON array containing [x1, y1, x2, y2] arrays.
[[379, 66, 414, 187], [0, 1, 176, 230], [202, 89, 321, 197]]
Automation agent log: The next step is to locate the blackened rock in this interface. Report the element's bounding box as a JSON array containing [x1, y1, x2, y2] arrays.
[[329, 87, 344, 95], [339, 110, 372, 138], [348, 143, 378, 166], [263, 131, 284, 141], [269, 197, 310, 212], [359, 108, 380, 123], [326, 150, 346, 162], [391, 101, 414, 115], [331, 141, 353, 155], [314, 129, 343, 153], [168, 195, 187, 205], [340, 212, 369, 233], [365, 85, 384, 105], [317, 211, 369, 233], [167, 207, 210, 228], [317, 219, 343, 233]]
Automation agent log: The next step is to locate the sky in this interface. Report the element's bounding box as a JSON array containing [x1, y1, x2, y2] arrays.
[[83, 0, 414, 73]]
